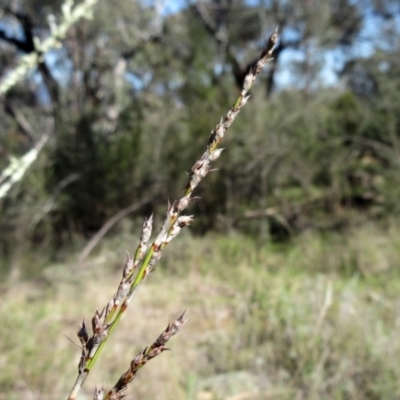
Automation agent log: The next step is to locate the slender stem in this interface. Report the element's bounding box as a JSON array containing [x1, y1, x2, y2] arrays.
[[67, 27, 279, 400]]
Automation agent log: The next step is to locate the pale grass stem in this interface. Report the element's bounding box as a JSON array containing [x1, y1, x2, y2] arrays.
[[67, 27, 279, 400]]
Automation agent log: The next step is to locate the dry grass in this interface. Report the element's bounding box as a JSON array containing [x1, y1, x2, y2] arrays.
[[1, 223, 400, 399]]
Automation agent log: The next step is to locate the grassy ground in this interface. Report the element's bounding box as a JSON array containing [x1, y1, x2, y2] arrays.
[[1, 221, 400, 400]]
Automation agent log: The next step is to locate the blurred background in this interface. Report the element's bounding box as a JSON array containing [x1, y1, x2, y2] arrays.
[[1, 0, 400, 399]]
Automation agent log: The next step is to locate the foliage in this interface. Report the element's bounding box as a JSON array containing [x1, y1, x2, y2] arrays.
[[0, 0, 400, 250]]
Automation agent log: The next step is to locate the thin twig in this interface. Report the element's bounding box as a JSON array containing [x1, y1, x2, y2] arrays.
[[76, 195, 153, 266]]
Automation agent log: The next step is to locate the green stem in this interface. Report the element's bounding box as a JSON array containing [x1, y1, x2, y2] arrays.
[[85, 245, 155, 371]]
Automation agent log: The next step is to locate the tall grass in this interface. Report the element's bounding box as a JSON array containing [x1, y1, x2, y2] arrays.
[[65, 29, 279, 400], [1, 223, 400, 399]]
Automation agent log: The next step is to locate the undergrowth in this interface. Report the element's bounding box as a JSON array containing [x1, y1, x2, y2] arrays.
[[1, 221, 400, 399]]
